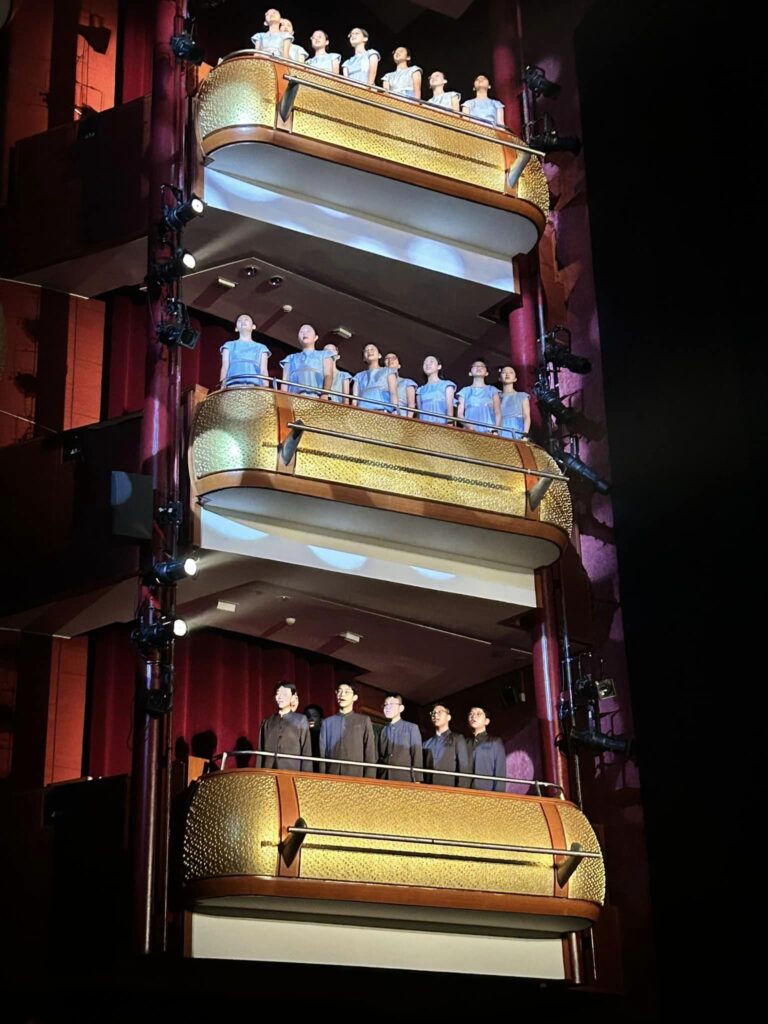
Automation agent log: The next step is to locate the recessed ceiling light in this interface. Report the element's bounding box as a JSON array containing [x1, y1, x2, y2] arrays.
[[217, 600, 237, 612]]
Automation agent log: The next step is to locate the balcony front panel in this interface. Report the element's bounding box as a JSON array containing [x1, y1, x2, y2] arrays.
[[183, 769, 604, 931], [196, 53, 548, 230], [189, 387, 572, 565]]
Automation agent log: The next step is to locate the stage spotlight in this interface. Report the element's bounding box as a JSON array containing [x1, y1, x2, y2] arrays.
[[150, 249, 196, 284], [533, 380, 575, 425], [157, 319, 200, 350], [162, 194, 205, 232], [170, 32, 205, 65], [527, 115, 581, 157], [542, 327, 592, 374], [151, 556, 199, 585], [545, 341, 592, 374], [523, 65, 561, 99], [570, 728, 634, 759], [552, 448, 610, 494], [132, 617, 188, 647]]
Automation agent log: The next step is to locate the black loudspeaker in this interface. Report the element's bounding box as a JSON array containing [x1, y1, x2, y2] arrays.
[[110, 471, 153, 539]]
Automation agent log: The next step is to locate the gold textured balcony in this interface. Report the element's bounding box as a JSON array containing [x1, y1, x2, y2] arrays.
[[196, 52, 548, 225], [182, 768, 604, 975], [189, 386, 572, 573]]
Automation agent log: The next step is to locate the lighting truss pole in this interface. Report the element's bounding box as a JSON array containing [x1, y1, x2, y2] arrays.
[[130, 0, 188, 957]]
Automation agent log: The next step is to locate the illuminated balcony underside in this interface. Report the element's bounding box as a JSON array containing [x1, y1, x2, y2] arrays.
[[183, 769, 603, 974], [190, 387, 572, 570]]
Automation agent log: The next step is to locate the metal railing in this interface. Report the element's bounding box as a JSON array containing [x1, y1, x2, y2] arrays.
[[211, 748, 564, 797], [213, 376, 566, 483], [281, 73, 545, 159]]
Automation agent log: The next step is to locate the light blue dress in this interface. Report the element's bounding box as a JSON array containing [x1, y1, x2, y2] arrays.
[[457, 385, 499, 433], [462, 97, 505, 126], [287, 43, 308, 62], [417, 380, 456, 425], [326, 356, 352, 402], [342, 49, 380, 85], [353, 367, 397, 411], [499, 391, 529, 439], [221, 340, 271, 386], [280, 349, 332, 396], [395, 377, 418, 416], [428, 91, 461, 110], [381, 65, 422, 97], [251, 31, 292, 57], [307, 52, 341, 72]]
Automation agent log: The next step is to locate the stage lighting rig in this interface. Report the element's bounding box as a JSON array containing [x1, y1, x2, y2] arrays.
[[132, 617, 188, 648], [523, 65, 561, 99], [551, 447, 610, 494], [542, 326, 592, 374], [170, 31, 204, 65], [162, 192, 205, 232], [150, 555, 199, 585], [527, 114, 581, 157], [533, 378, 576, 425]]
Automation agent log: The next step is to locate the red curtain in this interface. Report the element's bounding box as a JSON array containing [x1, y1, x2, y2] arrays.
[[87, 625, 352, 777]]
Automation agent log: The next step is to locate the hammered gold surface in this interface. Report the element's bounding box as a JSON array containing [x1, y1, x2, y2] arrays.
[[289, 68, 505, 193], [530, 446, 574, 535], [197, 57, 277, 138], [189, 390, 572, 536], [183, 772, 280, 882], [293, 397, 531, 519], [190, 388, 278, 480], [556, 802, 605, 905], [517, 155, 550, 214], [295, 776, 555, 896]]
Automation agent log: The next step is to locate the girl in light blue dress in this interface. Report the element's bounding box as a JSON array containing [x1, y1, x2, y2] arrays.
[[381, 47, 422, 99], [384, 352, 417, 417], [251, 9, 292, 58], [307, 30, 341, 74], [456, 359, 501, 433], [498, 365, 531, 439], [462, 75, 505, 127], [427, 71, 460, 112], [219, 313, 271, 387], [280, 324, 334, 396], [342, 27, 379, 86], [279, 19, 307, 62], [323, 343, 352, 403], [352, 344, 398, 412], [416, 355, 456, 425]]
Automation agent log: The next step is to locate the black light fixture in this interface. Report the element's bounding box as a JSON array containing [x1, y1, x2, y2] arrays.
[[527, 114, 581, 157], [149, 249, 196, 285], [552, 447, 610, 494], [151, 555, 199, 585], [157, 319, 200, 350], [533, 379, 576, 425], [157, 298, 200, 350], [132, 616, 188, 647], [542, 326, 592, 374], [162, 194, 205, 232], [523, 64, 561, 99], [170, 32, 205, 65], [570, 728, 634, 759]]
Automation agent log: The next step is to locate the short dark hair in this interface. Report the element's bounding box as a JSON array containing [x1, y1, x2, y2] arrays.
[[431, 702, 451, 715], [384, 692, 404, 704], [304, 704, 323, 716], [470, 704, 489, 716], [336, 680, 359, 695], [312, 29, 329, 41], [349, 26, 369, 41], [275, 681, 297, 695], [235, 312, 254, 322], [392, 46, 411, 59]]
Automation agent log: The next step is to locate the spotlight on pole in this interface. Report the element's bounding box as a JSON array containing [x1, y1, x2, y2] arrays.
[[162, 194, 205, 232], [151, 555, 199, 585], [552, 447, 610, 494], [149, 249, 196, 286], [533, 379, 576, 425], [570, 728, 634, 759], [523, 65, 561, 99], [156, 299, 200, 350], [527, 114, 581, 157], [170, 32, 205, 65], [542, 326, 592, 374], [132, 617, 188, 647]]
